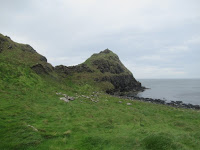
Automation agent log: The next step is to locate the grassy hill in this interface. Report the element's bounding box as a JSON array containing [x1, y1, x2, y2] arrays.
[[0, 33, 200, 150], [55, 49, 143, 95]]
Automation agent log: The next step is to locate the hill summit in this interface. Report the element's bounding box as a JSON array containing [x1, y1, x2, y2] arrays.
[[0, 33, 144, 95], [55, 49, 144, 94]]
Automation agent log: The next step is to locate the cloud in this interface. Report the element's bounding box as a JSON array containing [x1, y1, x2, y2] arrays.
[[0, 0, 199, 78], [138, 55, 164, 61], [124, 62, 186, 79], [164, 45, 189, 53], [187, 36, 200, 45]]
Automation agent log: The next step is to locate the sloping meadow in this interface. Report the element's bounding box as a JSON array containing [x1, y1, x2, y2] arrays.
[[0, 34, 200, 149]]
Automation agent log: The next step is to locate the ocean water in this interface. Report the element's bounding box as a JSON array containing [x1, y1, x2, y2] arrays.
[[137, 79, 200, 105]]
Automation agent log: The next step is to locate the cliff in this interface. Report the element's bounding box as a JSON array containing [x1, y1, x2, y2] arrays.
[[55, 49, 144, 94], [0, 33, 143, 95], [0, 33, 54, 75]]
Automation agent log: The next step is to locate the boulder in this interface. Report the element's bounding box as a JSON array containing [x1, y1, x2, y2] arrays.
[[8, 45, 12, 49], [40, 56, 47, 62], [31, 64, 48, 74]]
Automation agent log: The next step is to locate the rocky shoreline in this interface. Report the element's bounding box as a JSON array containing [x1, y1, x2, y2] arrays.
[[119, 95, 200, 110]]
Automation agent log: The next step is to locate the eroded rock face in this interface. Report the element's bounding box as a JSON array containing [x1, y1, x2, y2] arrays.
[[31, 63, 54, 74], [55, 64, 93, 75], [95, 74, 143, 94], [89, 49, 144, 94], [31, 64, 48, 74], [93, 59, 125, 74], [55, 49, 144, 94], [55, 49, 144, 95], [40, 56, 47, 62], [21, 44, 36, 53]]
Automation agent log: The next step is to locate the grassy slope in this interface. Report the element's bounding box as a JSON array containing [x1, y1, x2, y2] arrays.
[[83, 50, 131, 74], [65, 50, 137, 92], [1, 35, 200, 150]]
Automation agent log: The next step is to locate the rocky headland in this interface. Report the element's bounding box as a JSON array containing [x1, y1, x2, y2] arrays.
[[55, 49, 145, 95], [1, 33, 199, 110]]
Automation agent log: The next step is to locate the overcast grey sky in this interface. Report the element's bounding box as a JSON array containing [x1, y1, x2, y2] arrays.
[[1, 0, 200, 78]]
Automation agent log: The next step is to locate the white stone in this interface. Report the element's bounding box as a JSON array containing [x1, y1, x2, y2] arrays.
[[60, 97, 69, 103]]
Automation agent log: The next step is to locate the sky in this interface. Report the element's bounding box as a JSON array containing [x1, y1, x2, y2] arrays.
[[0, 0, 200, 79]]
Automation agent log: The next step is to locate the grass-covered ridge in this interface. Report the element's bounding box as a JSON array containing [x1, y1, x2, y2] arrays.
[[83, 49, 131, 75], [0, 34, 200, 150], [55, 49, 143, 94]]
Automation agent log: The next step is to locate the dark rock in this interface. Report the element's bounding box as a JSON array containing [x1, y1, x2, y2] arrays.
[[175, 101, 183, 104], [5, 36, 11, 40], [55, 64, 93, 75], [93, 59, 125, 74], [40, 56, 47, 62], [21, 44, 36, 53], [8, 45, 12, 49], [187, 103, 193, 108], [100, 49, 111, 54], [45, 64, 54, 72], [127, 95, 200, 110], [193, 105, 200, 109], [96, 74, 143, 93], [0, 36, 6, 42], [31, 64, 48, 74]]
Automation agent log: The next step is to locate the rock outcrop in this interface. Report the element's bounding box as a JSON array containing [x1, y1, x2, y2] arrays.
[[95, 74, 142, 94], [55, 49, 144, 94], [87, 49, 144, 94], [0, 33, 53, 75], [55, 64, 93, 75], [1, 33, 144, 95], [31, 64, 49, 74]]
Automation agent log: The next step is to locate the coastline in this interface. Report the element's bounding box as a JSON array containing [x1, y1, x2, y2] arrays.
[[118, 95, 200, 110]]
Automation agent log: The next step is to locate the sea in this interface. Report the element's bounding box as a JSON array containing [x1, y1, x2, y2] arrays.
[[137, 79, 200, 105]]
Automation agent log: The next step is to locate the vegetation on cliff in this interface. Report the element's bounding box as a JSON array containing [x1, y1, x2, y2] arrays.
[[0, 34, 200, 150], [55, 49, 144, 94]]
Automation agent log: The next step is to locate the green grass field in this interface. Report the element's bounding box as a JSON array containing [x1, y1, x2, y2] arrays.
[[1, 34, 200, 149], [1, 66, 200, 150]]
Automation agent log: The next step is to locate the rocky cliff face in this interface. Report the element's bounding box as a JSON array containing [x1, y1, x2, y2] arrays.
[[95, 75, 142, 94], [86, 49, 144, 94], [1, 33, 144, 94], [0, 33, 54, 75], [55, 64, 93, 75], [56, 49, 144, 94]]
